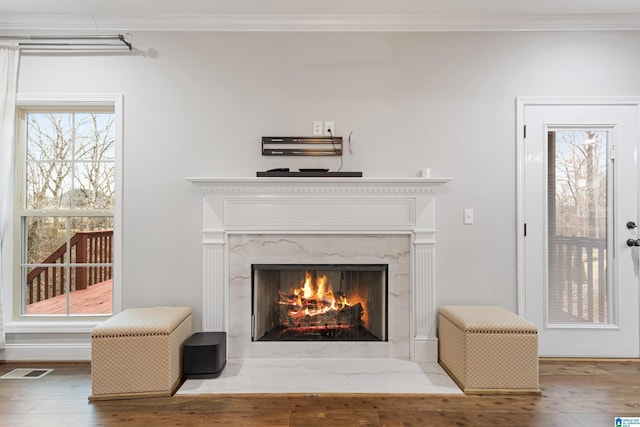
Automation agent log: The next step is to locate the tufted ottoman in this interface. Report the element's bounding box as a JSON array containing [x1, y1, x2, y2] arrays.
[[89, 306, 192, 401], [438, 305, 539, 394]]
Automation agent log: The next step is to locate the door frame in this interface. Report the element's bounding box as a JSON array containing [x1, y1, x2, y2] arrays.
[[516, 96, 640, 319]]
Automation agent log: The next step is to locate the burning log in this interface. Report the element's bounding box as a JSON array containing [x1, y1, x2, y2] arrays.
[[282, 324, 354, 338], [280, 302, 364, 330], [275, 271, 367, 337]]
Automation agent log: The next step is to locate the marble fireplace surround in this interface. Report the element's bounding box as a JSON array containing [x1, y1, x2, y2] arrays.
[[187, 177, 451, 363]]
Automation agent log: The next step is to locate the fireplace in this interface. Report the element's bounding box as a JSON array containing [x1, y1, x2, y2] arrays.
[[252, 264, 388, 342], [187, 176, 451, 362]]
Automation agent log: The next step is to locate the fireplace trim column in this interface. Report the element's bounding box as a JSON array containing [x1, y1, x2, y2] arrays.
[[187, 177, 451, 362]]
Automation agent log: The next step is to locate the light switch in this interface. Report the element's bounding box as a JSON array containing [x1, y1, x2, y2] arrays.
[[464, 209, 474, 225]]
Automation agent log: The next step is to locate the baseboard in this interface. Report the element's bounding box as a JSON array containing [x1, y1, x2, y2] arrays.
[[1, 343, 91, 361]]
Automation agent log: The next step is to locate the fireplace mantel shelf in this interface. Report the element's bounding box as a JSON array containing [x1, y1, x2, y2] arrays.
[[187, 176, 452, 185], [187, 177, 452, 184]]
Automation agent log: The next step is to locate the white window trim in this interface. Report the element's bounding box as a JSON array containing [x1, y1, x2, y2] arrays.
[[3, 93, 123, 334]]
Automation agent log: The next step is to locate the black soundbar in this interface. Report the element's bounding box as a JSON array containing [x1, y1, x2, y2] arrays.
[[256, 171, 362, 177]]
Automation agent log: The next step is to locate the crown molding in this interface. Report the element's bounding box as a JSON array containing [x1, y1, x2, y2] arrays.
[[2, 13, 640, 32]]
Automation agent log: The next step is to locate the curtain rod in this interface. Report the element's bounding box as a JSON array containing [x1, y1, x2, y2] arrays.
[[0, 34, 133, 51]]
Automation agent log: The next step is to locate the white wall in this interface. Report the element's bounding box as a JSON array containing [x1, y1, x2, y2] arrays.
[[9, 30, 640, 357]]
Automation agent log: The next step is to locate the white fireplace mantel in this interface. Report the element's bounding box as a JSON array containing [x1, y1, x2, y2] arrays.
[[187, 176, 451, 362]]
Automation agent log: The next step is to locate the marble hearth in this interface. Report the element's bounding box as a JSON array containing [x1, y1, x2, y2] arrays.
[[187, 177, 451, 363]]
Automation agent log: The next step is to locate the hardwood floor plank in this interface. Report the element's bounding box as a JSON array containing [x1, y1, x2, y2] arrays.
[[290, 409, 381, 426], [1, 413, 92, 427], [91, 411, 292, 426], [377, 410, 584, 427]]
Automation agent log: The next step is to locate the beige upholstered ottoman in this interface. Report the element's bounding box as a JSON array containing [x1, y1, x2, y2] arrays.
[[438, 305, 539, 394], [90, 306, 192, 401]]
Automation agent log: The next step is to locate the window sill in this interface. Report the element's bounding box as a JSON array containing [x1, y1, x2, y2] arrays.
[[4, 317, 110, 334]]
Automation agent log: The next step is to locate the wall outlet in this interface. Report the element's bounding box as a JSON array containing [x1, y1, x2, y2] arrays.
[[313, 121, 323, 136], [324, 121, 335, 136]]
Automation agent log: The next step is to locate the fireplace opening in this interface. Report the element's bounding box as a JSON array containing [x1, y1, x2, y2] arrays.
[[252, 264, 388, 342]]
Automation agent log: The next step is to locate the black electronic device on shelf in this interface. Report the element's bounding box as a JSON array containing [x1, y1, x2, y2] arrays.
[[257, 170, 362, 177]]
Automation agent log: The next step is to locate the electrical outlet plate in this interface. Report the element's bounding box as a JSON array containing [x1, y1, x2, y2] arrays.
[[324, 121, 335, 136], [313, 121, 323, 136]]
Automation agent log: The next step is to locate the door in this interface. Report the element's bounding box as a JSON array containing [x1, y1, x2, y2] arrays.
[[518, 98, 640, 357]]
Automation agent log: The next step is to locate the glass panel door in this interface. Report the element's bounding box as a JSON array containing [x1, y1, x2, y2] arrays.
[[520, 100, 640, 357], [547, 129, 611, 325]]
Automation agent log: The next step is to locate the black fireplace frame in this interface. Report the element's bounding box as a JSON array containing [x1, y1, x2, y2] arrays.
[[251, 263, 389, 342]]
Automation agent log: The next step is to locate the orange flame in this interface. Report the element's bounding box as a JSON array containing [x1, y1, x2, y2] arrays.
[[280, 271, 368, 327]]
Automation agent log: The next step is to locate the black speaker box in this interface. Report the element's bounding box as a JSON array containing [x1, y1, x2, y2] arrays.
[[183, 331, 226, 379]]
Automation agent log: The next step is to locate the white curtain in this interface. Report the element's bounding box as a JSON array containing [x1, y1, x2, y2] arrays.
[[0, 45, 19, 349]]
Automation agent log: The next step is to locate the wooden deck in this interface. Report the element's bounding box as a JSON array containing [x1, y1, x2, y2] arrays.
[[25, 279, 112, 315]]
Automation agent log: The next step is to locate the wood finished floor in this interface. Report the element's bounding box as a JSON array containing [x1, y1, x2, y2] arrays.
[[0, 359, 639, 426]]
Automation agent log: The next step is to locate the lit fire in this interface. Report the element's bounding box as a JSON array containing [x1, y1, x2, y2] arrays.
[[278, 271, 368, 331], [286, 272, 349, 317]]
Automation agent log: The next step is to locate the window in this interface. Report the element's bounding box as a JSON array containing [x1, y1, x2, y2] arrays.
[[14, 95, 122, 319], [547, 129, 610, 324]]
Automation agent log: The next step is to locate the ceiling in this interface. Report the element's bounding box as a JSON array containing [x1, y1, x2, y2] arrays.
[[2, 0, 640, 32]]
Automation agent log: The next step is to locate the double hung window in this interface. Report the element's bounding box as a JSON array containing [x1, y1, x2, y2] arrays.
[[15, 99, 120, 317]]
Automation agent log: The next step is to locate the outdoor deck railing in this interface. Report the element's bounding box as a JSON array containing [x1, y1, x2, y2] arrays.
[[548, 235, 607, 323], [26, 230, 113, 305]]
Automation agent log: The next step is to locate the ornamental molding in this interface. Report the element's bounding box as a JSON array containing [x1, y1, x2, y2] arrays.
[[187, 177, 452, 197]]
